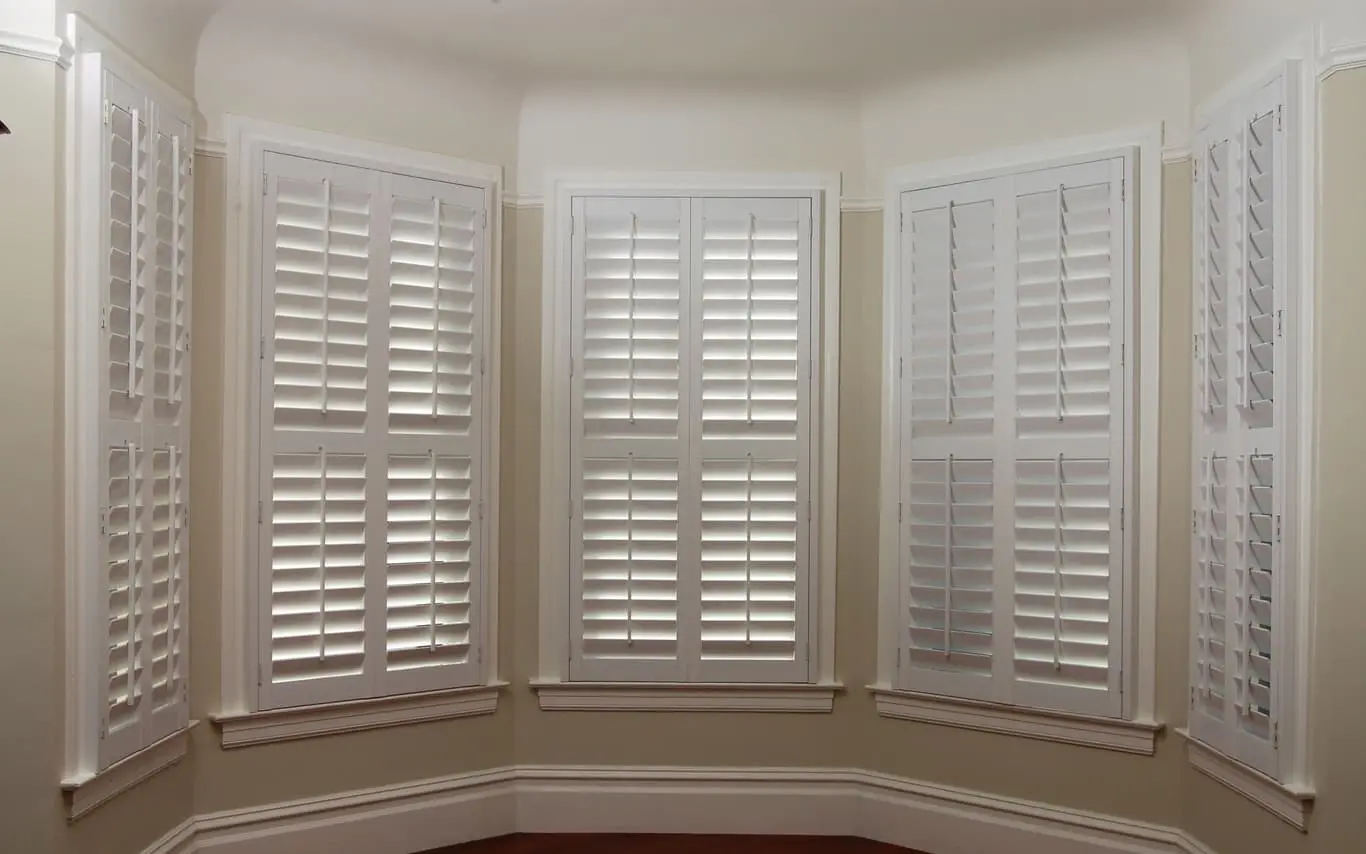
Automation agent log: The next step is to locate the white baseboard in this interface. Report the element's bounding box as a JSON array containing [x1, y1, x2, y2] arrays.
[[155, 765, 1215, 854]]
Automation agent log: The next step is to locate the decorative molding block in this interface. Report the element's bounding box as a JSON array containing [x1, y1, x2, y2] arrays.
[[212, 684, 504, 749], [531, 682, 841, 712], [0, 29, 72, 68], [62, 722, 197, 820], [1180, 730, 1314, 831], [872, 688, 1163, 755]]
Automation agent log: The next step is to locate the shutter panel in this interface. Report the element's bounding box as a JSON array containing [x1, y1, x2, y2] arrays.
[[1188, 79, 1285, 777], [100, 72, 153, 769], [899, 182, 1001, 700], [259, 154, 378, 708], [380, 176, 486, 694], [570, 196, 689, 681], [694, 197, 811, 682], [1010, 161, 1125, 717], [898, 158, 1127, 718], [148, 109, 192, 741]]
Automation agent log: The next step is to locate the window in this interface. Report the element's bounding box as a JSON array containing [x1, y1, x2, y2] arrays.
[[63, 31, 196, 816], [252, 151, 494, 709], [1185, 62, 1313, 824], [214, 122, 503, 746], [875, 137, 1163, 752], [536, 177, 840, 708]]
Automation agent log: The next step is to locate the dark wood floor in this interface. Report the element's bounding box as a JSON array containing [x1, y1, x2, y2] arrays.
[[426, 835, 925, 854]]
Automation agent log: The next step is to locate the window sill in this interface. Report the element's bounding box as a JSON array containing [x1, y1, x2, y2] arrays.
[[212, 683, 506, 748], [61, 720, 198, 820], [870, 687, 1163, 755], [531, 681, 843, 712], [1178, 728, 1314, 830]]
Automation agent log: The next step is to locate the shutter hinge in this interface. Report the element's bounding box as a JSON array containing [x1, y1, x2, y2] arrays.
[[1274, 721, 1280, 748], [899, 211, 904, 232], [99, 720, 106, 739], [262, 172, 269, 196], [257, 663, 263, 687], [103, 100, 111, 126], [259, 335, 265, 361], [480, 211, 488, 230], [898, 501, 903, 524], [1277, 105, 1284, 131], [1120, 506, 1125, 534], [478, 500, 485, 521], [99, 508, 109, 536], [568, 499, 574, 520], [1275, 514, 1282, 543], [1190, 686, 1196, 709], [807, 498, 812, 523], [1121, 180, 1126, 203], [1277, 309, 1285, 338], [99, 303, 108, 330], [1193, 334, 1200, 358], [1120, 341, 1125, 368], [1193, 510, 1198, 534], [570, 215, 575, 236], [480, 354, 486, 376], [257, 501, 263, 524], [899, 357, 904, 379], [569, 357, 574, 379]]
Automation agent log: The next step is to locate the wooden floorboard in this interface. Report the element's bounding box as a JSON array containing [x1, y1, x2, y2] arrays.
[[424, 834, 926, 854]]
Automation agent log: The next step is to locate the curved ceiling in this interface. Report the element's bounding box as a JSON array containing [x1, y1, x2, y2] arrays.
[[199, 0, 1189, 86]]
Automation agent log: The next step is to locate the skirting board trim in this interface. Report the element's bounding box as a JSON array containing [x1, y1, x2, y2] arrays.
[[149, 765, 1218, 854]]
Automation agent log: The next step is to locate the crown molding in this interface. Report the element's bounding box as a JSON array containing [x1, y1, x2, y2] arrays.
[[1162, 145, 1192, 164], [840, 197, 883, 212], [1319, 36, 1366, 79], [0, 29, 72, 69]]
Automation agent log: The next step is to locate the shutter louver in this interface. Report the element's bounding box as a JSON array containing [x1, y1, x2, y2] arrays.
[[383, 454, 474, 678], [572, 197, 687, 681], [908, 198, 996, 445], [104, 443, 145, 741], [898, 158, 1126, 718], [259, 154, 490, 707], [1189, 79, 1286, 778], [268, 450, 369, 686], [695, 198, 810, 682], [905, 458, 995, 692]]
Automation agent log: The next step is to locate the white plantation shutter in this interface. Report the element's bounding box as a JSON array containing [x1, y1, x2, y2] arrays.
[[897, 157, 1128, 717], [900, 182, 1000, 701], [97, 68, 193, 768], [1189, 78, 1288, 778], [694, 198, 811, 682], [567, 193, 815, 683], [258, 152, 488, 709], [570, 196, 689, 681]]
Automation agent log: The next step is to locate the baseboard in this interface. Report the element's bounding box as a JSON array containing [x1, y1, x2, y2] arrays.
[[153, 765, 1213, 854]]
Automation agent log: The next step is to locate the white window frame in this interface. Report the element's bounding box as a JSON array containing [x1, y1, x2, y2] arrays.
[[214, 117, 505, 747], [1178, 56, 1316, 830], [534, 173, 842, 711], [60, 14, 198, 817], [872, 127, 1165, 754]]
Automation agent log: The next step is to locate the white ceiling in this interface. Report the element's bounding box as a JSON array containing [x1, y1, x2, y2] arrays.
[[199, 0, 1189, 86]]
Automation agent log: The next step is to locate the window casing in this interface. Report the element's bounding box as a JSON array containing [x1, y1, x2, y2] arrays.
[[538, 178, 839, 695], [248, 148, 497, 711], [882, 150, 1137, 721]]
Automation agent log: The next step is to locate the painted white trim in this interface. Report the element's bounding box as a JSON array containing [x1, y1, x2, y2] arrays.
[[1162, 145, 1193, 164], [212, 684, 505, 748], [143, 818, 196, 854], [219, 115, 504, 718], [0, 29, 72, 68], [195, 138, 227, 158], [1180, 730, 1314, 830], [871, 687, 1162, 755], [62, 722, 197, 820], [537, 171, 842, 689], [531, 681, 841, 712], [142, 764, 1212, 854], [506, 192, 545, 208], [840, 197, 883, 212], [876, 125, 1163, 724]]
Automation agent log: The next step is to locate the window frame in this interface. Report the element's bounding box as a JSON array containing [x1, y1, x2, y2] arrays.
[[61, 14, 198, 815], [216, 117, 505, 742], [873, 127, 1165, 750], [535, 173, 842, 710]]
